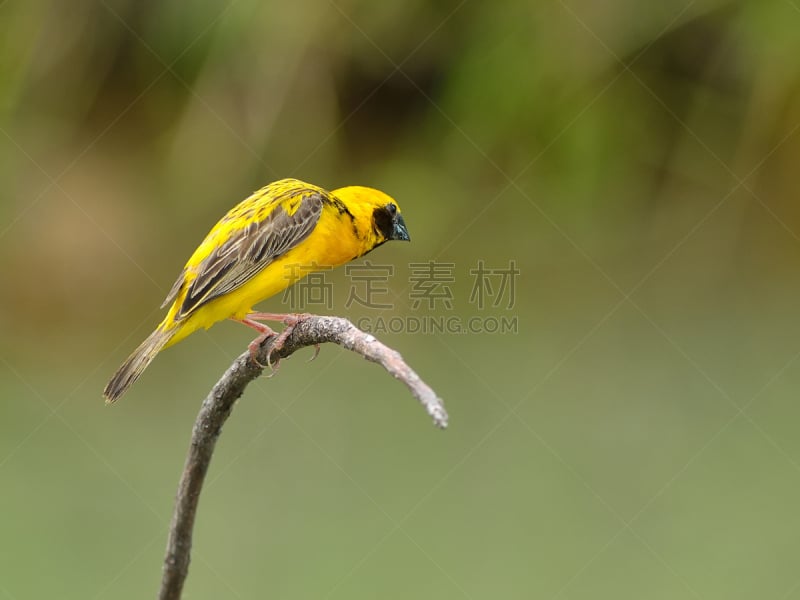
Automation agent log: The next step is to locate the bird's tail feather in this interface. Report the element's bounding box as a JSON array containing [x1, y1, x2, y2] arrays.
[[103, 325, 176, 403]]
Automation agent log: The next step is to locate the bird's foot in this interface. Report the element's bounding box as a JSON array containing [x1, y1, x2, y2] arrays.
[[263, 313, 312, 368], [233, 317, 278, 368], [243, 312, 316, 369]]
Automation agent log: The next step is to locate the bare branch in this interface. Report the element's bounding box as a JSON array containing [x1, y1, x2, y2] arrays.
[[158, 315, 447, 599]]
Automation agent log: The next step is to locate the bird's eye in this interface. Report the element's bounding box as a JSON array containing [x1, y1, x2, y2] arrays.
[[387, 203, 397, 216]]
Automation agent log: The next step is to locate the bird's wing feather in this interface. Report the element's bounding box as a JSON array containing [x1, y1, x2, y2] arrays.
[[160, 268, 186, 309], [167, 192, 324, 319]]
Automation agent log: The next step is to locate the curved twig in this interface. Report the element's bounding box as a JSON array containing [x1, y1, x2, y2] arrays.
[[158, 315, 447, 599]]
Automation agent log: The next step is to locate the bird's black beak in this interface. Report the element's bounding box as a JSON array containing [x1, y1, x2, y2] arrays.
[[392, 214, 411, 241]]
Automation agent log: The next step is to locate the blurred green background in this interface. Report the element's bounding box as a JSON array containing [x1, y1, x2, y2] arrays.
[[3, 0, 800, 598]]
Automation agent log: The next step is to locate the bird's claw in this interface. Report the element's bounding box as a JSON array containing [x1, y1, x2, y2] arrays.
[[250, 340, 281, 377], [245, 312, 315, 375], [307, 344, 321, 362], [248, 332, 273, 368]]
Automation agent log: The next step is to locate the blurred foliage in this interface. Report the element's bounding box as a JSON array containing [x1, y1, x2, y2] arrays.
[[2, 0, 800, 598]]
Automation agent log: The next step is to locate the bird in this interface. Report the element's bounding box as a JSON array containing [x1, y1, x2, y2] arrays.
[[103, 178, 410, 403]]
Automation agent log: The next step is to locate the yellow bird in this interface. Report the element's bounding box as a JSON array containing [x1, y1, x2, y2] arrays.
[[103, 178, 410, 402]]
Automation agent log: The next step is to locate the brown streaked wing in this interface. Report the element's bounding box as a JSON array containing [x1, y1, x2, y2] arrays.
[[161, 268, 187, 309], [175, 193, 324, 318]]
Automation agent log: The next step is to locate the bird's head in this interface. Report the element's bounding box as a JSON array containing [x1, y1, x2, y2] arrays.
[[332, 185, 411, 246]]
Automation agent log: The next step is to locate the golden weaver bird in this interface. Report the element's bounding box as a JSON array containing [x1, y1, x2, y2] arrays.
[[103, 178, 410, 403]]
